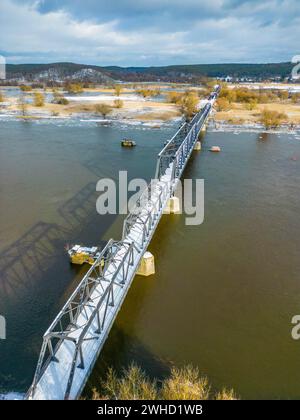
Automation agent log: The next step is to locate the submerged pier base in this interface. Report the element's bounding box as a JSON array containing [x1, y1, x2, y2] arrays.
[[136, 251, 155, 276]]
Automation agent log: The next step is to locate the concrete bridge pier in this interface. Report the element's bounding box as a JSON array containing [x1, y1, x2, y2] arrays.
[[194, 141, 202, 151], [136, 251, 155, 276], [164, 196, 181, 214]]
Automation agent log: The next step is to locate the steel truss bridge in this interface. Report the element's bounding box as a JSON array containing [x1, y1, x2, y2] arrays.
[[27, 86, 220, 400]]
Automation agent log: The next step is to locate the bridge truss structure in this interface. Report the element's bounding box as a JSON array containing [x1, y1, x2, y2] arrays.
[[27, 86, 220, 400]]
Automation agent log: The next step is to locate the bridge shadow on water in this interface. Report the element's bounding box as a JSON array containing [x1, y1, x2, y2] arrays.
[[57, 181, 118, 247], [0, 182, 118, 303], [58, 182, 101, 230], [0, 222, 69, 302], [1, 125, 206, 393], [83, 158, 118, 179], [0, 219, 87, 392], [0, 181, 118, 392]]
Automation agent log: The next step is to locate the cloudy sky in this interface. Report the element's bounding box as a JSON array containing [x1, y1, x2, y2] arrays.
[[0, 0, 299, 66]]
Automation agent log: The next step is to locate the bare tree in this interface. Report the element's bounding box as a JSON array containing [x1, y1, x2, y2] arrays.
[[18, 94, 28, 116], [114, 85, 123, 96], [95, 103, 113, 119]]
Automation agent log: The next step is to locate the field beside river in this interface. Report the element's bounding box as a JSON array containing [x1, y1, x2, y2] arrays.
[[214, 82, 300, 129], [215, 101, 300, 125], [0, 84, 192, 124]]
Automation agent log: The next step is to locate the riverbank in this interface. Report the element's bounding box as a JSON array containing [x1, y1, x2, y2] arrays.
[[0, 85, 187, 125], [211, 121, 300, 137], [2, 83, 300, 130], [214, 82, 300, 128], [215, 102, 300, 126], [229, 82, 300, 93], [0, 97, 181, 125]]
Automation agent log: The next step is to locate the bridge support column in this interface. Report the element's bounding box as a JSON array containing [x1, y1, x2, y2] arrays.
[[194, 141, 202, 151], [164, 196, 181, 214], [137, 251, 155, 276]]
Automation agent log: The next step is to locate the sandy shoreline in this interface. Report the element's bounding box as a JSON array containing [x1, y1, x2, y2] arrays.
[[2, 83, 300, 130], [0, 111, 182, 130], [229, 82, 300, 93], [215, 102, 300, 125], [0, 90, 182, 125]]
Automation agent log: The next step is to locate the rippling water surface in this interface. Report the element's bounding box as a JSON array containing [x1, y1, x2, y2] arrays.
[[0, 120, 299, 399]]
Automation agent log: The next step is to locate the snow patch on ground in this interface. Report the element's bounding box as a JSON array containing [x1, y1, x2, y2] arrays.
[[230, 83, 300, 93], [211, 121, 300, 135], [0, 114, 180, 130], [65, 94, 144, 102]]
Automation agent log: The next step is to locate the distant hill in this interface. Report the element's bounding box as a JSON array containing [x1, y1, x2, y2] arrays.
[[5, 62, 295, 83], [6, 63, 114, 84]]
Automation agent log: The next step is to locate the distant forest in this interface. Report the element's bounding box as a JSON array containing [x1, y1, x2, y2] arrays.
[[105, 62, 294, 78], [5, 62, 295, 83]]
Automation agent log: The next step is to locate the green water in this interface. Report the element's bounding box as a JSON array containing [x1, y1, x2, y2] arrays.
[[0, 120, 300, 399]]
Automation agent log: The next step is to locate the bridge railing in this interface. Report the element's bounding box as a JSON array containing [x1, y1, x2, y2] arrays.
[[27, 238, 138, 400], [155, 101, 212, 181], [122, 179, 170, 246], [157, 121, 188, 158], [124, 100, 214, 238], [155, 121, 189, 179], [169, 103, 212, 181]]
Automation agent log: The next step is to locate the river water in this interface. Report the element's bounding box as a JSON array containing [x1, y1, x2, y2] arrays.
[[0, 119, 300, 399]]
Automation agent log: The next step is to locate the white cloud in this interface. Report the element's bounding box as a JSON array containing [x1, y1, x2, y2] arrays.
[[0, 0, 133, 50], [0, 0, 299, 65]]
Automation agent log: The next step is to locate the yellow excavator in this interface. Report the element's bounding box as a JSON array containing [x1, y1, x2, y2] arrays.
[[67, 245, 102, 266]]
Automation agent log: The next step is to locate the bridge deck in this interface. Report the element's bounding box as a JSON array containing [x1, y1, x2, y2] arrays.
[[27, 86, 219, 400], [32, 175, 172, 400]]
